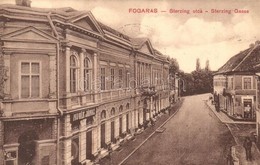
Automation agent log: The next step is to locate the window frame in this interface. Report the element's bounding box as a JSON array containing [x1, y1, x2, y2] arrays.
[[111, 68, 115, 89], [70, 54, 79, 93], [19, 61, 42, 99], [242, 76, 253, 90], [126, 70, 130, 88], [83, 57, 92, 92], [119, 69, 123, 88], [100, 68, 106, 91]]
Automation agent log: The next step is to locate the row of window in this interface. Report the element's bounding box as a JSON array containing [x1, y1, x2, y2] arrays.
[[101, 103, 130, 119], [100, 67, 130, 91], [137, 62, 165, 86], [70, 53, 92, 93], [213, 77, 253, 90], [19, 56, 168, 99]]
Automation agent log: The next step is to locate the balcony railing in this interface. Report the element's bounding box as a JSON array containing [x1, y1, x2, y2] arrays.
[[139, 86, 157, 96]]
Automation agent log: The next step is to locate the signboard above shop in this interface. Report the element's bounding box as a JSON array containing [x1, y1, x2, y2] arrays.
[[71, 108, 96, 122]]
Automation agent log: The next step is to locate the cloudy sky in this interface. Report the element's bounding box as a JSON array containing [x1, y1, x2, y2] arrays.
[[1, 0, 260, 72]]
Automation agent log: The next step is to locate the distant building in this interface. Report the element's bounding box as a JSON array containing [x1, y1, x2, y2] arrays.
[[0, 2, 177, 165], [214, 43, 260, 120]]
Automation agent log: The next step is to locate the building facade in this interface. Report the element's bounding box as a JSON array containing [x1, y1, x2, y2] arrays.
[[214, 43, 260, 120], [0, 3, 175, 165]]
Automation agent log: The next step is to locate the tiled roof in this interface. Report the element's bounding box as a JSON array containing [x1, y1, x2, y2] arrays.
[[216, 44, 260, 74], [98, 21, 130, 41], [129, 38, 147, 48]]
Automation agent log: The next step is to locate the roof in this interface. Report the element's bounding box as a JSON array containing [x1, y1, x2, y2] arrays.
[[98, 21, 130, 41], [129, 37, 147, 48], [216, 44, 260, 74], [0, 4, 83, 17], [0, 4, 169, 61]]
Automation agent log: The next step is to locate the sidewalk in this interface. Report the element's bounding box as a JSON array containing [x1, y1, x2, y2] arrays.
[[98, 99, 184, 165], [205, 99, 260, 165]]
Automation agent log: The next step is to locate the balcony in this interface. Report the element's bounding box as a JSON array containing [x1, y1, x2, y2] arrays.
[[139, 86, 157, 96]]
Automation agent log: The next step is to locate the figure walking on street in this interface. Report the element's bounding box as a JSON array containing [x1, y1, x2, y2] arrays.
[[243, 137, 252, 161]]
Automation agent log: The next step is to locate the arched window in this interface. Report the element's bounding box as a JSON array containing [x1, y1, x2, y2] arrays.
[[111, 108, 115, 116], [84, 57, 92, 91], [126, 103, 130, 109], [119, 105, 123, 112], [70, 55, 78, 93], [101, 110, 106, 119]]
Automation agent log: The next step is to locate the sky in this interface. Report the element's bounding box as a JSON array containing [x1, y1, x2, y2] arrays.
[[1, 0, 260, 73]]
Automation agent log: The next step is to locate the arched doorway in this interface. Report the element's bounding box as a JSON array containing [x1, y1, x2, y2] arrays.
[[18, 130, 39, 165]]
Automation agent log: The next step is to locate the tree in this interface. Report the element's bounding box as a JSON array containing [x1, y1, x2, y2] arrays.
[[196, 58, 201, 71], [169, 57, 179, 76], [205, 59, 210, 71]]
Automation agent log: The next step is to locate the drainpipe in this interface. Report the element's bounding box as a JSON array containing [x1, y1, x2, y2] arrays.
[[47, 12, 63, 165]]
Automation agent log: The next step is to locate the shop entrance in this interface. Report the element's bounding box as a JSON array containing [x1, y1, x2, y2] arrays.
[[126, 114, 129, 133], [119, 116, 122, 136], [243, 99, 252, 119], [71, 137, 79, 165], [143, 108, 146, 123], [101, 123, 106, 148], [86, 131, 92, 160], [18, 131, 39, 165], [111, 121, 115, 143]]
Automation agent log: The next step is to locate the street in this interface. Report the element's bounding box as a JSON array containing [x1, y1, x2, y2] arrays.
[[123, 94, 236, 165]]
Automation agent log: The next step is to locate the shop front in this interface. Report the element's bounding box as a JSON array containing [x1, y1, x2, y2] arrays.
[[69, 107, 96, 164]]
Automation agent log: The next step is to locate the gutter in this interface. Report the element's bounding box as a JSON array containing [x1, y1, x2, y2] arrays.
[[47, 12, 63, 165]]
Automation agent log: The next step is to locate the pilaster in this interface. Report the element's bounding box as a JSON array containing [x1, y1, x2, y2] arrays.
[[65, 46, 71, 94], [93, 52, 98, 103]]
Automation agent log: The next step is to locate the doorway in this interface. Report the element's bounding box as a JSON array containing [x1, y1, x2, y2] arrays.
[[18, 130, 39, 165], [126, 114, 129, 133], [86, 131, 92, 160], [111, 121, 115, 143], [71, 137, 79, 165], [119, 116, 122, 136], [101, 123, 106, 148]]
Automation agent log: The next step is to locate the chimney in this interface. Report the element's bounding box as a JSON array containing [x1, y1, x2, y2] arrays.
[[16, 0, 32, 7]]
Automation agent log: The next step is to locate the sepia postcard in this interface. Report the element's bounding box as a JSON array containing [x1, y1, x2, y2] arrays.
[[0, 0, 260, 165]]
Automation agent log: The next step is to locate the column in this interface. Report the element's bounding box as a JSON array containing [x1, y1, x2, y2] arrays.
[[3, 54, 12, 116], [3, 53, 10, 98], [79, 49, 85, 92], [105, 121, 111, 144], [93, 52, 98, 102], [134, 60, 138, 88], [65, 46, 71, 93], [150, 97, 153, 118], [92, 126, 98, 156], [49, 54, 57, 113], [49, 54, 56, 97], [80, 119, 86, 162]]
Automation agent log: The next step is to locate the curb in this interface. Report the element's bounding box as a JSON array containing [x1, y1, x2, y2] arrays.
[[118, 99, 184, 165]]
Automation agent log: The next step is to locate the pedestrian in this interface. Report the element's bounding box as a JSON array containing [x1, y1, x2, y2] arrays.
[[243, 137, 252, 161]]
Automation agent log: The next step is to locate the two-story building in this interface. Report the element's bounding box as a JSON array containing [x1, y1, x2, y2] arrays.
[[0, 2, 174, 165], [214, 42, 260, 120]]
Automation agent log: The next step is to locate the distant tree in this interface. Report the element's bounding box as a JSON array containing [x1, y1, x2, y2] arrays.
[[169, 57, 179, 76], [205, 59, 210, 71], [196, 58, 201, 71]]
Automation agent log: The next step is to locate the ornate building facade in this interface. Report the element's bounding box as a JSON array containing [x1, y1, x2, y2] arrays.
[[0, 3, 174, 165]]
